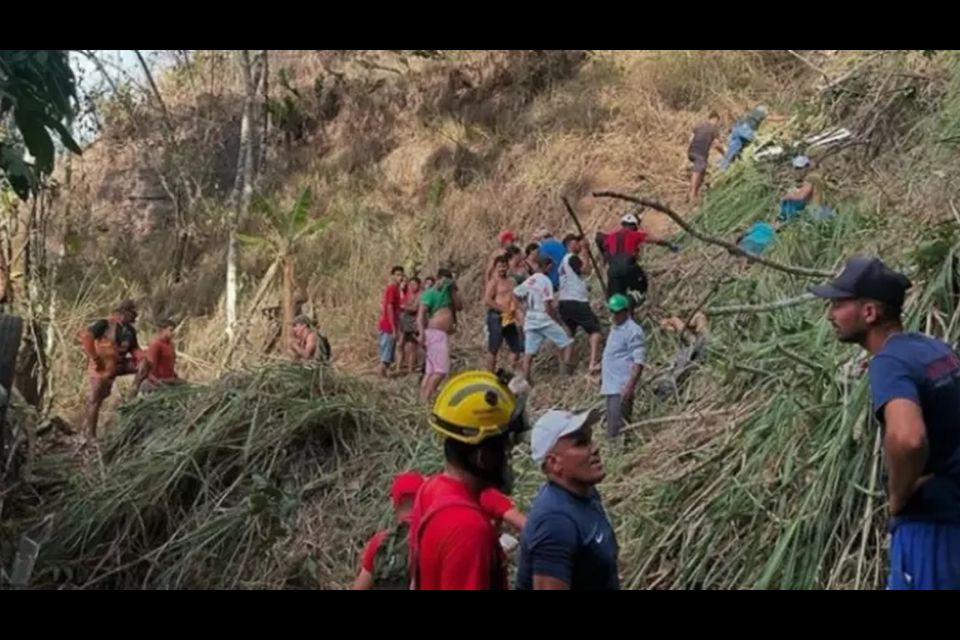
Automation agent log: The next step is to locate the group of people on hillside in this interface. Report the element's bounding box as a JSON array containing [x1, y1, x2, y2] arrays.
[[354, 255, 960, 591], [376, 265, 464, 402], [79, 299, 331, 440], [78, 102, 958, 590], [79, 300, 182, 439], [376, 213, 676, 439], [348, 101, 960, 591], [686, 105, 831, 257]]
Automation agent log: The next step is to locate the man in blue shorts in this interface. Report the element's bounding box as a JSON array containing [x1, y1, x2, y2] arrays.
[[813, 256, 960, 590]]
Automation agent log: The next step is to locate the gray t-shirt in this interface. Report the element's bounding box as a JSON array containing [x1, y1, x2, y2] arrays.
[[688, 121, 719, 157], [601, 318, 646, 395]]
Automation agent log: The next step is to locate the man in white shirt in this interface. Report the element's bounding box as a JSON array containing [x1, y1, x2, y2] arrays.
[[600, 294, 646, 438], [514, 255, 574, 383], [558, 234, 602, 374]]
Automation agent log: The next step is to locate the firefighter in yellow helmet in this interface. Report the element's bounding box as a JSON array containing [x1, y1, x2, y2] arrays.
[[407, 370, 529, 590]]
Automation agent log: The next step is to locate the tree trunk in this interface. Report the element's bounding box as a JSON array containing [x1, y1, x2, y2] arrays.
[[282, 255, 294, 351], [221, 256, 282, 368], [227, 51, 259, 339], [17, 195, 45, 407], [258, 51, 271, 178], [231, 51, 264, 212], [225, 230, 238, 340], [41, 151, 72, 420]]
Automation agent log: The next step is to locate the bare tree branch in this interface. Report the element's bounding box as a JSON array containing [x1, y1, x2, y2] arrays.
[[776, 343, 825, 374], [786, 50, 830, 82], [592, 191, 834, 279], [705, 294, 816, 316], [133, 50, 175, 136]]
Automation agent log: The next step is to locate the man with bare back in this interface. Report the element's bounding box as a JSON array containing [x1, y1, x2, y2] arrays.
[[418, 269, 463, 402], [484, 255, 525, 372]]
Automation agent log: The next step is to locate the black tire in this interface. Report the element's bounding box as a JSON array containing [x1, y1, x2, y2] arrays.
[[0, 313, 23, 468], [0, 314, 24, 393], [0, 314, 23, 391]]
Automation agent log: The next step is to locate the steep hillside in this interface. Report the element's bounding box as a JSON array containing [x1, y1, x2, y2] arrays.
[[4, 50, 960, 589]]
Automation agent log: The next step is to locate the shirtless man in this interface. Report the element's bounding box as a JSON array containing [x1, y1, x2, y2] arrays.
[[484, 255, 525, 372], [418, 269, 464, 402], [289, 315, 330, 363], [485, 229, 518, 283]]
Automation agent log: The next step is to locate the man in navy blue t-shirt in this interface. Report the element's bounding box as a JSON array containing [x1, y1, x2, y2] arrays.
[[813, 256, 960, 590], [516, 409, 619, 590]]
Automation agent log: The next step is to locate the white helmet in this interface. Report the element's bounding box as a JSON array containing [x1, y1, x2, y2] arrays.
[[621, 213, 640, 226]]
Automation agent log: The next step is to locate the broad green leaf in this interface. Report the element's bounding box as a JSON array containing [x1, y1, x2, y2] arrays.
[[47, 117, 82, 154], [235, 232, 269, 248], [292, 217, 330, 243], [251, 191, 284, 233], [287, 188, 313, 238]]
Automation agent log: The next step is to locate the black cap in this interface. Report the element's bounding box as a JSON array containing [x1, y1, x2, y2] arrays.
[[810, 256, 911, 307]]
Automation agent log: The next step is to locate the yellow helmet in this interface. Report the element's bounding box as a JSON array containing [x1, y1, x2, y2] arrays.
[[430, 371, 522, 445]]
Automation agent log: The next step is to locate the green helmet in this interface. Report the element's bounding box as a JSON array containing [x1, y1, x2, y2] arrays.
[[608, 294, 630, 312]]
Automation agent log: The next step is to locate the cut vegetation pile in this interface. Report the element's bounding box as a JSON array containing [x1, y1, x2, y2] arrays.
[[6, 365, 438, 589]]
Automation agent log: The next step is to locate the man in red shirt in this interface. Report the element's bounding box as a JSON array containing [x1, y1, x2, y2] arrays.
[[377, 266, 405, 377], [352, 471, 425, 590], [408, 370, 529, 590], [352, 470, 526, 590], [596, 212, 677, 305], [133, 318, 182, 396]]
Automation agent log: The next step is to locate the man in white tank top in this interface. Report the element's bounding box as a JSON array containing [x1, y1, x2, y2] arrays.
[[558, 234, 603, 374]]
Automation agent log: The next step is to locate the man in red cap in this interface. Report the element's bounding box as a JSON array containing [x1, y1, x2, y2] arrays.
[[485, 229, 519, 283], [352, 471, 425, 590], [352, 470, 525, 590]]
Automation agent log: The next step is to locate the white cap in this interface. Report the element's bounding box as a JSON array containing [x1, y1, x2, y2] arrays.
[[508, 375, 531, 396], [531, 408, 600, 465], [621, 213, 639, 226], [792, 155, 811, 169]]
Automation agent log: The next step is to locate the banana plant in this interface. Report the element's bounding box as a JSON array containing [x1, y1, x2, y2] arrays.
[[223, 188, 328, 366]]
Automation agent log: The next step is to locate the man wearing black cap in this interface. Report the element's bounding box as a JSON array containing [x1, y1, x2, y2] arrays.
[[812, 256, 960, 590], [79, 299, 142, 438]]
